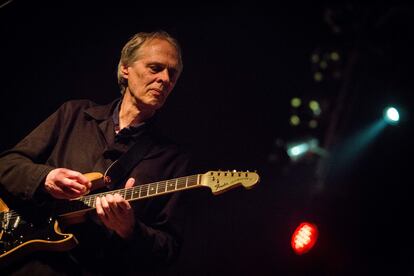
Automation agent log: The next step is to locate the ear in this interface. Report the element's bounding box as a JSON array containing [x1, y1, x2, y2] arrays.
[[120, 64, 129, 79]]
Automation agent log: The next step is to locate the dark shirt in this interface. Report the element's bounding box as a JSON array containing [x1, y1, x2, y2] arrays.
[[0, 98, 190, 275]]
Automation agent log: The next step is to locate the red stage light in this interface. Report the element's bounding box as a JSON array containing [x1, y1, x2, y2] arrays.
[[291, 222, 318, 255]]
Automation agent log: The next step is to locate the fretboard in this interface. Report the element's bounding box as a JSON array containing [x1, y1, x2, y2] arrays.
[[59, 174, 201, 218]]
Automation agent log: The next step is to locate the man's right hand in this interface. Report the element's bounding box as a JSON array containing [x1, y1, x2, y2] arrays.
[[44, 168, 92, 199]]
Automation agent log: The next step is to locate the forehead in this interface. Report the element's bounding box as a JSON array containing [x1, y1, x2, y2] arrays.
[[136, 38, 180, 67]]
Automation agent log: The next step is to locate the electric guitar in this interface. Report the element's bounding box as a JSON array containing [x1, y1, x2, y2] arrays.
[[0, 170, 259, 266]]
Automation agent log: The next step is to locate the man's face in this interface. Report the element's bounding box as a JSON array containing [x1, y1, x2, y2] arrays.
[[121, 38, 181, 111]]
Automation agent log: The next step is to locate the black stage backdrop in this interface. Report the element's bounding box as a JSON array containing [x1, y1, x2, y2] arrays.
[[1, 2, 413, 275]]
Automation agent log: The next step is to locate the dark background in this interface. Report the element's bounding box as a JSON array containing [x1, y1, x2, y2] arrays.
[[1, 1, 413, 275]]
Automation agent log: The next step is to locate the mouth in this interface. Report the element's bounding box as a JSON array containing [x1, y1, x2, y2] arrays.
[[151, 89, 161, 94], [149, 89, 164, 100]]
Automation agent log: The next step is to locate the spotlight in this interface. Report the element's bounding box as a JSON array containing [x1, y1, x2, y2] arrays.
[[286, 138, 319, 162], [383, 106, 400, 125]]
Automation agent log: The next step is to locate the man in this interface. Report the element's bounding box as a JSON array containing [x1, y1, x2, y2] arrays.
[[0, 31, 189, 275]]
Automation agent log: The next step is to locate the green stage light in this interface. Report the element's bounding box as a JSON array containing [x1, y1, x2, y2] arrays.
[[291, 97, 302, 108], [383, 107, 400, 125], [290, 115, 301, 126]]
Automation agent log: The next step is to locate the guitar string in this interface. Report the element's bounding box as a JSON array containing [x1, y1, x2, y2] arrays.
[[3, 176, 198, 220], [2, 173, 257, 221], [2, 175, 200, 221]]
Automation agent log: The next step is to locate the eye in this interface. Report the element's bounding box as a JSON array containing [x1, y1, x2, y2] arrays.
[[149, 64, 162, 73]]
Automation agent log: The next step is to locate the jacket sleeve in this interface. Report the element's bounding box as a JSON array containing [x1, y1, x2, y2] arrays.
[[0, 105, 66, 200]]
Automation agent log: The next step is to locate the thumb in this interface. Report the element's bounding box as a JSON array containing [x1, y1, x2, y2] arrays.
[[125, 177, 135, 189]]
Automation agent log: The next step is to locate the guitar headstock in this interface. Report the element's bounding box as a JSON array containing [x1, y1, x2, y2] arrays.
[[200, 170, 260, 195]]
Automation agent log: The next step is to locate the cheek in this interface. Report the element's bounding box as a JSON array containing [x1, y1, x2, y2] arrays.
[[131, 76, 150, 91], [140, 72, 156, 84]]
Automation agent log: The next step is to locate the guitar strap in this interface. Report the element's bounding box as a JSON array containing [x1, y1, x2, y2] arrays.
[[103, 133, 154, 189]]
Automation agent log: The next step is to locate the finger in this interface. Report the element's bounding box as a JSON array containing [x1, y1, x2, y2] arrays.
[[65, 170, 92, 189], [124, 178, 135, 189], [107, 194, 129, 220], [114, 194, 132, 212], [61, 178, 88, 194], [105, 194, 118, 211], [100, 195, 113, 216], [57, 180, 86, 198], [105, 194, 124, 221], [61, 185, 85, 198], [95, 196, 107, 221]]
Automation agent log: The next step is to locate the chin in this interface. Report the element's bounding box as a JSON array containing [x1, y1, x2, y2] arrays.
[[146, 100, 164, 110]]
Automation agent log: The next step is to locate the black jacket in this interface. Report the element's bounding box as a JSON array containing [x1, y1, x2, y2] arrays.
[[0, 99, 190, 275]]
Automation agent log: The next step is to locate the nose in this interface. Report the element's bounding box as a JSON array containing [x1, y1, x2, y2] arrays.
[[158, 68, 171, 84]]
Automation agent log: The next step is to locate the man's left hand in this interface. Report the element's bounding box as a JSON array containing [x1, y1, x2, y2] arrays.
[[95, 178, 136, 239]]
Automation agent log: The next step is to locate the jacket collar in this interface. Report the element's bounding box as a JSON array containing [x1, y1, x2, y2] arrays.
[[83, 98, 120, 121]]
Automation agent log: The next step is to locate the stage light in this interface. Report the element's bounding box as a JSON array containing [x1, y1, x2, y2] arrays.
[[309, 119, 318, 129], [383, 106, 400, 125], [309, 100, 321, 116], [314, 72, 323, 82], [286, 138, 328, 162], [288, 143, 309, 158], [291, 97, 302, 108], [289, 115, 300, 126], [291, 222, 318, 255], [286, 138, 318, 161], [311, 53, 320, 63], [330, 51, 340, 61], [319, 60, 328, 69]]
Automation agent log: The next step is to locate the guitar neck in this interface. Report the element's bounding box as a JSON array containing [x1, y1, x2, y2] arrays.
[[59, 174, 202, 218]]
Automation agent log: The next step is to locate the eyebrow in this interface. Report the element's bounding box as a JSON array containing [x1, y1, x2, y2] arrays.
[[148, 62, 179, 74]]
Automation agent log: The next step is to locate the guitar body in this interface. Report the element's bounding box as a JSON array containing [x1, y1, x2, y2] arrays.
[[0, 198, 78, 267]]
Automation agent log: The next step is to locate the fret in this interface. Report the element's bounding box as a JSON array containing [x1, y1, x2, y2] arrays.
[[177, 178, 185, 189], [124, 188, 130, 200], [185, 176, 188, 187], [148, 183, 157, 195], [157, 181, 166, 194], [132, 186, 140, 199], [187, 175, 197, 187], [140, 185, 148, 198], [166, 180, 175, 192]]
